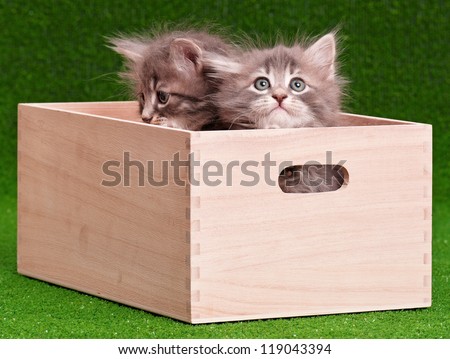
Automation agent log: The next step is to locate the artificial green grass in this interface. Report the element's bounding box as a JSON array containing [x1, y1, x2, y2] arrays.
[[1, 194, 449, 339], [1, 0, 449, 338]]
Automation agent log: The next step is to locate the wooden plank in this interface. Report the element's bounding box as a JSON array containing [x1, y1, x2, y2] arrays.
[[338, 113, 420, 126], [189, 124, 432, 322], [25, 101, 143, 122], [18, 103, 192, 322]]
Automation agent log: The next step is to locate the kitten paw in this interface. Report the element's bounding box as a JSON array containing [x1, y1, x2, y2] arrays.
[[150, 117, 168, 126]]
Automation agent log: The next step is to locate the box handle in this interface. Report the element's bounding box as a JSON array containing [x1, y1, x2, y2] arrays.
[[278, 164, 348, 193]]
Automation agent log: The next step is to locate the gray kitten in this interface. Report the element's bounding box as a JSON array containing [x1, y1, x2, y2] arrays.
[[205, 32, 346, 129], [206, 32, 347, 192], [110, 30, 236, 130]]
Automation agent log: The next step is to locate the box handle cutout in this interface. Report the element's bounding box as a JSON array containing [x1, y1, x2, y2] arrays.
[[278, 164, 348, 193]]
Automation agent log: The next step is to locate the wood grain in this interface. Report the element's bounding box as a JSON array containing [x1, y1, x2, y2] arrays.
[[188, 119, 432, 323], [17, 102, 432, 323], [18, 103, 192, 322]]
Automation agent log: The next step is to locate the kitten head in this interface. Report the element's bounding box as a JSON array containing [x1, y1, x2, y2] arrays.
[[110, 32, 232, 130], [206, 33, 345, 129]]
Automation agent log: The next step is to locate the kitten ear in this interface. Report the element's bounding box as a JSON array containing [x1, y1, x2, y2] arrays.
[[305, 33, 336, 79], [170, 38, 203, 73], [202, 53, 243, 77], [109, 38, 147, 63]]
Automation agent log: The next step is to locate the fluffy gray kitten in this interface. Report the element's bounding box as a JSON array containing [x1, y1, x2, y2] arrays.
[[205, 32, 347, 192], [110, 30, 236, 130], [205, 32, 345, 129]]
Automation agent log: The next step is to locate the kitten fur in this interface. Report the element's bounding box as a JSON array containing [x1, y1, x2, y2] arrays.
[[109, 30, 237, 130], [205, 32, 346, 129], [278, 165, 346, 193]]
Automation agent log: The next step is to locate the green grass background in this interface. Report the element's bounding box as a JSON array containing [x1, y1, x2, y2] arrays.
[[0, 0, 448, 338]]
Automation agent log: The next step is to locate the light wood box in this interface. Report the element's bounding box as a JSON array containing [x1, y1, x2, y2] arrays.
[[17, 101, 432, 324]]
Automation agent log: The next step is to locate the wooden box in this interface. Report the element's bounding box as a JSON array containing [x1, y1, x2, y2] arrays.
[[17, 101, 432, 324]]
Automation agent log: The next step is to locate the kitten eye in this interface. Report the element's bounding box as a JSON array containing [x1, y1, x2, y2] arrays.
[[157, 91, 170, 104], [254, 77, 271, 91], [138, 93, 145, 102], [290, 78, 306, 92]]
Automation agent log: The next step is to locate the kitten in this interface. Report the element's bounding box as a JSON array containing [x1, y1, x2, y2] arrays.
[[206, 32, 347, 193], [278, 165, 347, 193], [204, 32, 346, 129], [109, 30, 236, 130]]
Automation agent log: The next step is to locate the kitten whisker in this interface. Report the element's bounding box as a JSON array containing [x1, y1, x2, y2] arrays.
[[226, 112, 256, 129]]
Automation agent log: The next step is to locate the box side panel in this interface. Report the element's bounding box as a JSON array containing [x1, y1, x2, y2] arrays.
[[26, 101, 142, 122], [189, 125, 432, 323], [338, 113, 418, 126], [17, 104, 191, 322]]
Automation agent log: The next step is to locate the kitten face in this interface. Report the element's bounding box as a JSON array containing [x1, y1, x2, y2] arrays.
[[206, 33, 345, 129], [236, 54, 317, 128], [136, 51, 214, 130], [110, 32, 234, 130]]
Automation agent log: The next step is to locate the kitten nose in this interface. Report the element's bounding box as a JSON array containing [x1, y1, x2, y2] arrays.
[[141, 107, 155, 123], [272, 94, 287, 104], [141, 115, 154, 124]]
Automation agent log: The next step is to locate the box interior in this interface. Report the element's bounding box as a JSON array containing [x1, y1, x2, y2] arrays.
[[27, 101, 416, 128]]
